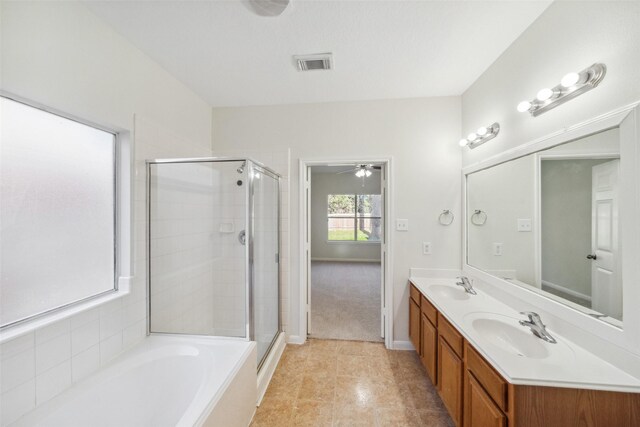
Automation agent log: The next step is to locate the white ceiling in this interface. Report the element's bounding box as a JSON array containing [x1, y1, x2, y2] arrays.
[[85, 0, 551, 107]]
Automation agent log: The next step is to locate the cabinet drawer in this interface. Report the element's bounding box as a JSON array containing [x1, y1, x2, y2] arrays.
[[421, 295, 437, 326], [465, 342, 508, 412], [438, 313, 464, 357], [410, 283, 421, 305]]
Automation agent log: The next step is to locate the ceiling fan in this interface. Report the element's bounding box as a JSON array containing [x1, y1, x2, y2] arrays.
[[335, 164, 381, 185]]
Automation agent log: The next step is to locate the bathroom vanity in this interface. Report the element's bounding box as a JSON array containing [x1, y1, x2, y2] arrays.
[[408, 277, 640, 427]]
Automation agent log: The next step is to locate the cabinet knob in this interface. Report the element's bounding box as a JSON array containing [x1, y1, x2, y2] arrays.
[[586, 254, 597, 260]]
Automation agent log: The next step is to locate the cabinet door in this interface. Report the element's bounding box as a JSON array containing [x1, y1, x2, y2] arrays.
[[438, 337, 463, 427], [464, 372, 506, 427], [409, 298, 421, 355], [421, 314, 437, 385]]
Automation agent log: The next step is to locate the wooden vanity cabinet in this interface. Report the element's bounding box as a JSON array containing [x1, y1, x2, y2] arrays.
[[421, 295, 438, 383], [437, 313, 465, 427], [408, 281, 640, 427], [465, 373, 506, 427], [409, 286, 421, 356]]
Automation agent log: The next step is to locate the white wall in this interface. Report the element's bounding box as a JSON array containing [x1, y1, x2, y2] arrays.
[[462, 1, 640, 167], [212, 97, 462, 343], [0, 2, 212, 424], [310, 170, 382, 262]]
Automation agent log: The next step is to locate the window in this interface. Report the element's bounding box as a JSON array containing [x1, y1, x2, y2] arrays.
[[0, 96, 118, 328], [327, 194, 382, 242]]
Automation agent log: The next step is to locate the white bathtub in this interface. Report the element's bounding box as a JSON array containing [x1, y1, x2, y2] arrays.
[[13, 335, 257, 427]]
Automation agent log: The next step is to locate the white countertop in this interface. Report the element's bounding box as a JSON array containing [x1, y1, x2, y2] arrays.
[[409, 275, 640, 393]]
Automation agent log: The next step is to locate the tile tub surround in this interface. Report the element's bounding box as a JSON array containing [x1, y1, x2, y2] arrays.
[[409, 276, 640, 392], [251, 339, 454, 427]]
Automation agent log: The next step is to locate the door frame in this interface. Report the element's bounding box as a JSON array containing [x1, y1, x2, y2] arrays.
[[299, 157, 394, 349]]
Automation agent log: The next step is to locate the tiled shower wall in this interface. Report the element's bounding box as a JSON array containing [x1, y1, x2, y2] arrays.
[[149, 160, 247, 337], [0, 116, 211, 425]]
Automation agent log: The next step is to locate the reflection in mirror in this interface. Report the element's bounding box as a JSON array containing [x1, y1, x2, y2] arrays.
[[467, 127, 622, 326]]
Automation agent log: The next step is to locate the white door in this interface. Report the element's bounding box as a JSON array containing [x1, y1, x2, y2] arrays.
[[591, 159, 621, 318], [305, 165, 312, 336]]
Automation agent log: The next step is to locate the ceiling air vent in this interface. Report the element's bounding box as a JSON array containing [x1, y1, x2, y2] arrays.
[[294, 53, 332, 71]]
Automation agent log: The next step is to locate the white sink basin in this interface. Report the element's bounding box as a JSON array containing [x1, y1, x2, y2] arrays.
[[464, 312, 575, 362], [472, 318, 549, 358], [428, 285, 472, 300]]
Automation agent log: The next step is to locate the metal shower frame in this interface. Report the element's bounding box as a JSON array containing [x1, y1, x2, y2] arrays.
[[145, 157, 282, 369]]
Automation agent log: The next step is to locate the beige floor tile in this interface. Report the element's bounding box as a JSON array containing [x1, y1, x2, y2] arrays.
[[334, 375, 377, 407], [333, 404, 376, 426], [298, 375, 337, 401], [336, 340, 367, 356], [375, 406, 426, 427], [336, 354, 373, 377], [291, 399, 334, 426], [308, 339, 339, 355], [250, 398, 294, 426], [257, 341, 453, 426]]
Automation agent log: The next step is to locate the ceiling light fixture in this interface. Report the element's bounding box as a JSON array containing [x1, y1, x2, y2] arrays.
[[458, 122, 500, 149], [355, 167, 372, 178], [517, 63, 606, 117]]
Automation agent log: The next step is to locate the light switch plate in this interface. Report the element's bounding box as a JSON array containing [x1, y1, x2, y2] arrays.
[[493, 243, 503, 256], [517, 219, 532, 232], [423, 242, 432, 255], [396, 219, 409, 231]]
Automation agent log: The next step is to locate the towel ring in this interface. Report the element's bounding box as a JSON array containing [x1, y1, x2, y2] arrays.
[[439, 209, 454, 226], [471, 209, 487, 225]]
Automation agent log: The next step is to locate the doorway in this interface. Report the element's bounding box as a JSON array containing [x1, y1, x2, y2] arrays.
[[300, 160, 392, 346], [536, 154, 621, 319]]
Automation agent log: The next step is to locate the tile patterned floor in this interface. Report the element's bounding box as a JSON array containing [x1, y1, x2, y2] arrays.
[[251, 339, 454, 427]]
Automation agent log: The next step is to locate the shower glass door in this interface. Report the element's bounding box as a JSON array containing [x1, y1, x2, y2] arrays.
[[251, 164, 280, 367], [148, 160, 248, 338]]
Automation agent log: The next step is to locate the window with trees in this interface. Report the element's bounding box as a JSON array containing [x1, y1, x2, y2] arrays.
[[327, 194, 382, 242]]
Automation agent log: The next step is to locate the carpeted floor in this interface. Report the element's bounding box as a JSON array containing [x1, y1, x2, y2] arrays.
[[310, 261, 382, 342]]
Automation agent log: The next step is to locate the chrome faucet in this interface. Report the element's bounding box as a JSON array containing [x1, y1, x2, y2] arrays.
[[519, 312, 557, 344], [455, 276, 477, 295]]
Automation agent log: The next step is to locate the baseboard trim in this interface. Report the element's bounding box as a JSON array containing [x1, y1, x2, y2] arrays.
[[257, 332, 286, 406], [392, 340, 415, 351], [287, 335, 306, 345], [542, 279, 592, 302], [311, 258, 381, 263]]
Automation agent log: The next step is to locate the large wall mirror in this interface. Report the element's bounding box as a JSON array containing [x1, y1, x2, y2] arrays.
[[465, 109, 638, 329]]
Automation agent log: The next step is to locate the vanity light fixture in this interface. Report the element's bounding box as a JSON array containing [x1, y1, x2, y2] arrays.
[[458, 122, 500, 149], [517, 63, 606, 117]]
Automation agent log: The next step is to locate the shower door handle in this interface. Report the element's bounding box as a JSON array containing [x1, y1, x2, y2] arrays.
[[238, 230, 246, 245]]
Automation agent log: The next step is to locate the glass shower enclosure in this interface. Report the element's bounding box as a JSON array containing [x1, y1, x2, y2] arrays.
[[146, 158, 281, 369]]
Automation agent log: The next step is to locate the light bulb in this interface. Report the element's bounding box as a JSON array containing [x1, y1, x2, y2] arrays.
[[561, 72, 580, 88], [467, 133, 477, 142], [476, 127, 488, 136], [458, 139, 468, 147], [537, 88, 553, 101], [365, 170, 372, 177], [517, 101, 531, 113], [355, 169, 364, 178]]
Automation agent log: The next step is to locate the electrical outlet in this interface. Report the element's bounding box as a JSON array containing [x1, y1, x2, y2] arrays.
[[493, 243, 503, 256], [517, 219, 532, 232], [423, 242, 432, 255], [396, 219, 409, 231]]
